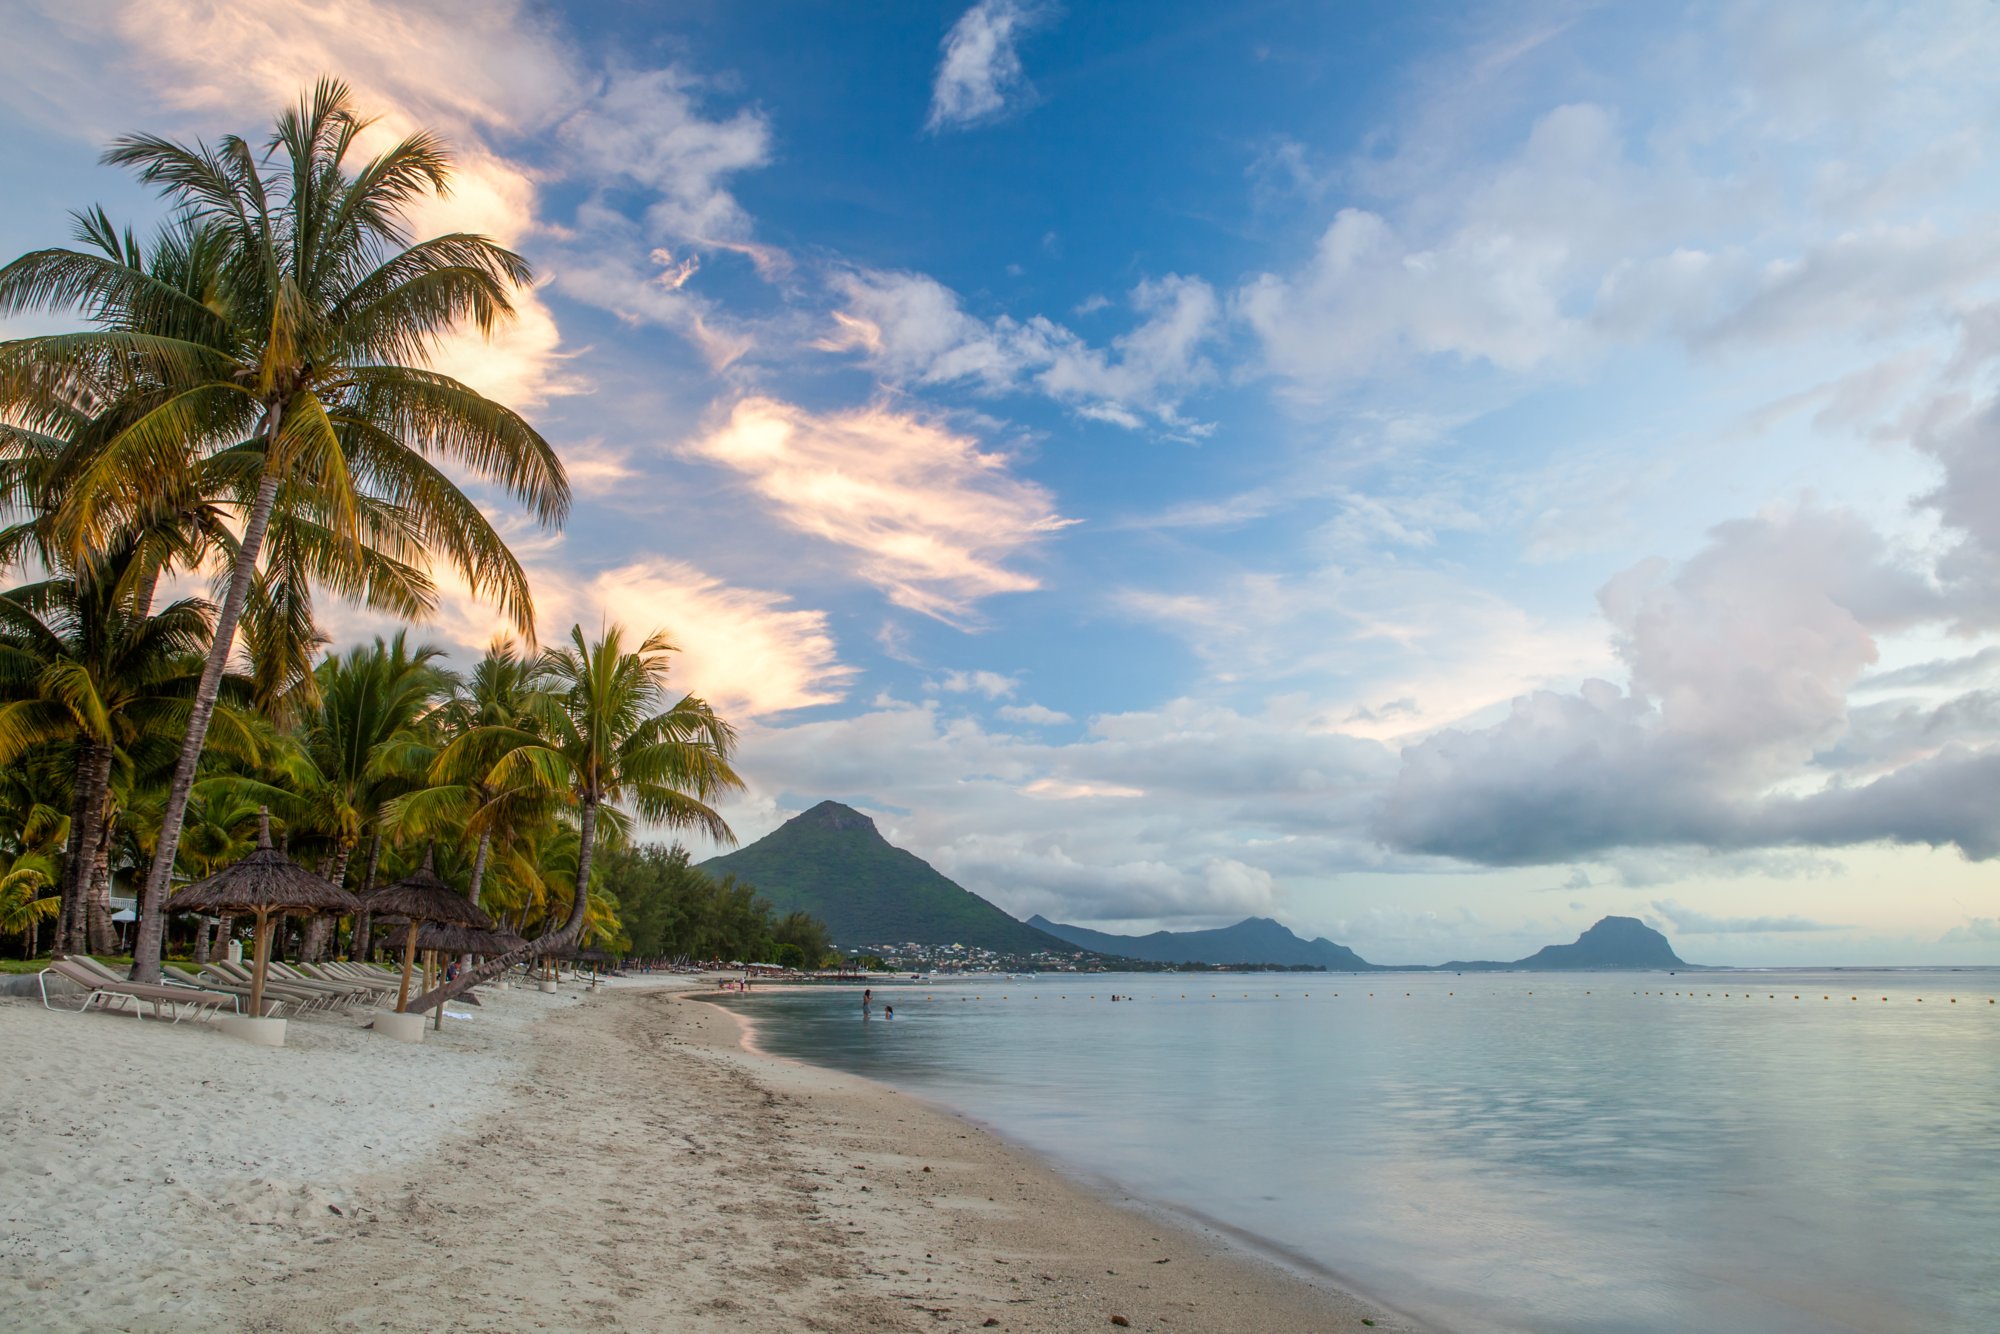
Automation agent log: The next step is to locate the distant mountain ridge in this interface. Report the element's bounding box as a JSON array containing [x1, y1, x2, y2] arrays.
[[1028, 915, 1378, 970], [1438, 916, 1689, 971], [700, 800, 1693, 971], [1030, 912, 1691, 972], [698, 801, 1073, 955]]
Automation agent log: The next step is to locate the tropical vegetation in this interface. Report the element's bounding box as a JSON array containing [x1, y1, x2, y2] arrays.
[[0, 80, 821, 980]]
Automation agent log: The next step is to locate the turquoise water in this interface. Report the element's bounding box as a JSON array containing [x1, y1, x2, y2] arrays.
[[721, 969, 2000, 1333]]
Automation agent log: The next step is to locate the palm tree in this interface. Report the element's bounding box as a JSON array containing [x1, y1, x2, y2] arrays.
[[0, 878, 58, 959], [0, 80, 570, 979], [0, 534, 214, 954], [0, 777, 66, 957], [174, 788, 262, 963], [404, 625, 742, 1011], [210, 632, 453, 959], [387, 639, 550, 918]]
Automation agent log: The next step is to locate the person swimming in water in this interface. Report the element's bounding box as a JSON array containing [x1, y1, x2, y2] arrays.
[[862, 987, 873, 1016]]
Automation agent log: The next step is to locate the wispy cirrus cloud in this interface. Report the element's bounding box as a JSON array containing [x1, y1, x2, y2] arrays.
[[680, 397, 1075, 623], [926, 0, 1059, 133]]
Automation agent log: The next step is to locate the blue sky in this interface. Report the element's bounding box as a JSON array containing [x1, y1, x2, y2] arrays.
[[5, 0, 2000, 963]]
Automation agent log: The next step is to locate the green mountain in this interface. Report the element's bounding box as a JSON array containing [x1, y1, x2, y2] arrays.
[[698, 801, 1074, 954], [1439, 916, 1690, 970], [1028, 915, 1380, 970]]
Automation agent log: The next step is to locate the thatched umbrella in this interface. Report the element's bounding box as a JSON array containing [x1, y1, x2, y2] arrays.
[[361, 846, 494, 1013], [167, 809, 362, 1019], [372, 924, 520, 1032], [416, 922, 526, 957]]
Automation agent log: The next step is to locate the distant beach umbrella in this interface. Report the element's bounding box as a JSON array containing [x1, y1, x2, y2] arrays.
[[362, 845, 494, 1014], [168, 809, 361, 1019]]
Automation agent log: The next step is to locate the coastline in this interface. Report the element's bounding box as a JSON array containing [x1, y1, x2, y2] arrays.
[[2, 979, 1421, 1332], [707, 986, 1429, 1330]]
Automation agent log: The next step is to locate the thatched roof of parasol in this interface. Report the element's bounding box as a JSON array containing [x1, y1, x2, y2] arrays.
[[168, 810, 363, 916], [415, 922, 527, 954], [361, 845, 494, 930]]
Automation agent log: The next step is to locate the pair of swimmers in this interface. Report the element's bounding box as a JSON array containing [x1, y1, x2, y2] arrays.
[[861, 987, 892, 1019]]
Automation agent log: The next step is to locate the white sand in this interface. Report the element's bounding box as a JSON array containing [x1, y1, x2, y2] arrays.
[[2, 977, 1423, 1332], [1, 981, 563, 1331]]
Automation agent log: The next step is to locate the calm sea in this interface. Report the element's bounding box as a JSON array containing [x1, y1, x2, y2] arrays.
[[719, 968, 2000, 1333]]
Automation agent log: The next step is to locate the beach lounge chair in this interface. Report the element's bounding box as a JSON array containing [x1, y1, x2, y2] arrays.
[[161, 965, 290, 1017], [270, 961, 380, 1006], [322, 961, 404, 987], [202, 961, 343, 1013], [38, 958, 234, 1024], [298, 961, 390, 991]]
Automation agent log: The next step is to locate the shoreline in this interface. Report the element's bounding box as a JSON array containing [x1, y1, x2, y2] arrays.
[[2, 978, 1422, 1332], [703, 986, 1430, 1329]]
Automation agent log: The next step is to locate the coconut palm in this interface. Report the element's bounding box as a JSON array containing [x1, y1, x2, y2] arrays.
[[0, 531, 215, 953], [0, 779, 66, 957], [0, 878, 58, 958], [0, 79, 570, 979], [404, 625, 742, 1011], [386, 639, 553, 918], [209, 632, 453, 958]]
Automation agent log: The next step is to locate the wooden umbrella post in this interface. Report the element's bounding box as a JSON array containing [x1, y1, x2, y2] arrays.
[[396, 922, 420, 1013], [249, 909, 275, 1019]]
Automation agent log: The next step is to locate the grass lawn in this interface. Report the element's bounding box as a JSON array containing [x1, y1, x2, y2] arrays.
[[1, 954, 199, 975]]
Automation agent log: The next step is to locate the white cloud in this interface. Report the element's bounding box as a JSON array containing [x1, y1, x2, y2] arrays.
[[1649, 900, 1843, 934], [585, 560, 853, 719], [935, 670, 1019, 698], [1238, 3, 2000, 399], [1021, 778, 1143, 800], [320, 546, 850, 723], [1121, 562, 1611, 741], [680, 396, 1075, 622], [999, 702, 1072, 726], [67, 0, 591, 407], [551, 226, 757, 370], [1379, 505, 2000, 865], [707, 696, 1394, 923], [555, 67, 771, 244], [821, 267, 1218, 430], [1940, 917, 2000, 944], [926, 0, 1057, 133], [0, 1, 781, 405]]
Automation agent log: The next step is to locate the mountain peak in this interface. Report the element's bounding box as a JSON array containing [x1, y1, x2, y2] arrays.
[[787, 800, 883, 837], [704, 802, 1068, 953]]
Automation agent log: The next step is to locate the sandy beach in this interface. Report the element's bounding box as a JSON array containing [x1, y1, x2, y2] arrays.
[[2, 978, 1417, 1332]]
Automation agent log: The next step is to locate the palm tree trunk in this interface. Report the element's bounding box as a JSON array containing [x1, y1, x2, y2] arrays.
[[55, 740, 109, 957], [193, 915, 212, 965], [468, 831, 490, 907], [459, 830, 492, 970], [326, 841, 354, 957], [300, 854, 333, 961], [83, 808, 117, 955], [130, 447, 286, 982], [350, 831, 382, 960], [407, 796, 597, 1013]]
